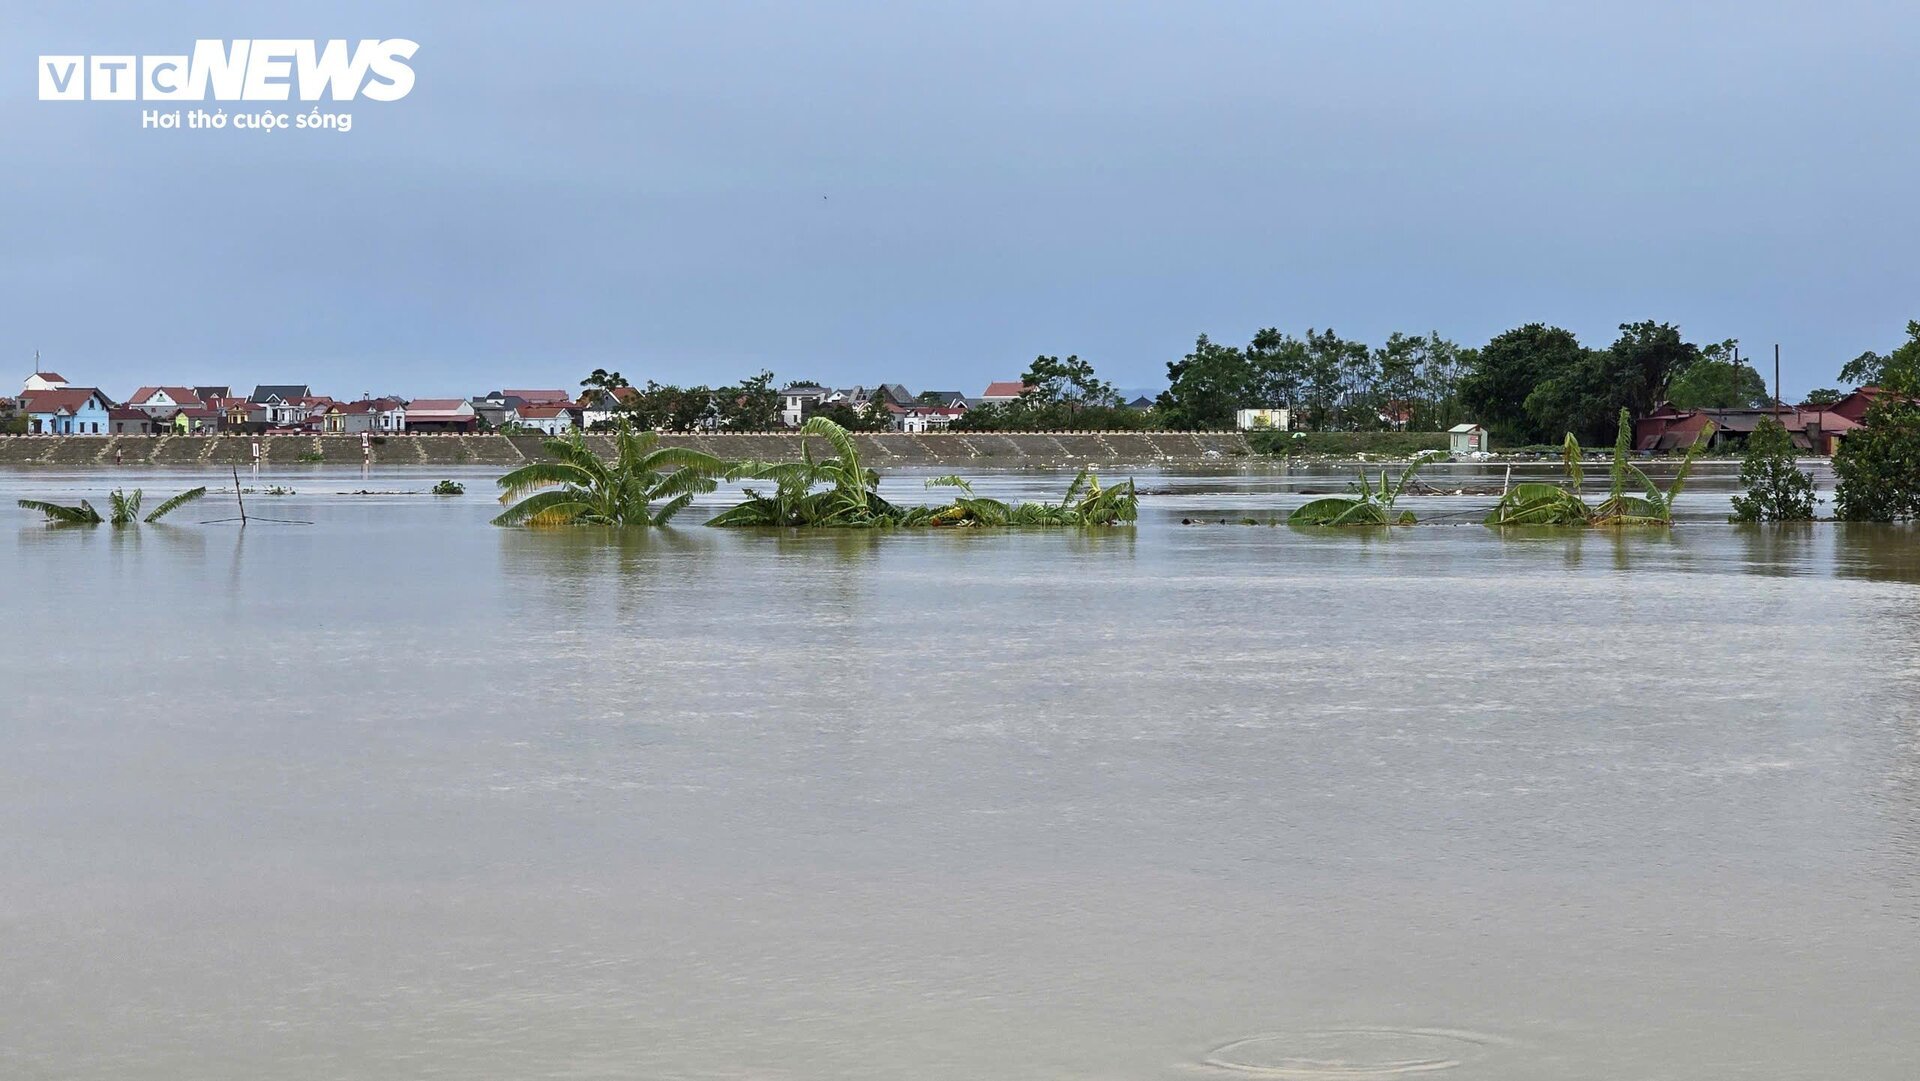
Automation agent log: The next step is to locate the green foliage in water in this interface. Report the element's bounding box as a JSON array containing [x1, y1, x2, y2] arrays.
[[707, 416, 904, 527], [17, 486, 206, 527], [915, 471, 1138, 527], [1288, 452, 1437, 526], [432, 480, 465, 496], [1730, 419, 1815, 522], [1833, 390, 1920, 522], [708, 418, 1136, 528], [1486, 410, 1707, 527], [493, 426, 727, 527]]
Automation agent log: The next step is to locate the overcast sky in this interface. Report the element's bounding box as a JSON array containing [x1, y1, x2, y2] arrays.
[[5, 0, 1917, 399]]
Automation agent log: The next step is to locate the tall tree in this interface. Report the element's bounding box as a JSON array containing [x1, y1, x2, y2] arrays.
[[1602, 320, 1697, 421], [1460, 324, 1587, 445], [1244, 328, 1307, 411], [1020, 355, 1118, 411], [1158, 334, 1253, 429]]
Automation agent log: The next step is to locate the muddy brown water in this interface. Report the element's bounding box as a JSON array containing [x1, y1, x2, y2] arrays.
[[3, 461, 1915, 1079]]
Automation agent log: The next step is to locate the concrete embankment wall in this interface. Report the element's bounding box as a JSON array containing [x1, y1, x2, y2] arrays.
[[0, 431, 1251, 468]]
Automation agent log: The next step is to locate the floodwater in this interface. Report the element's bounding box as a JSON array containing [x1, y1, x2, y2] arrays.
[[3, 461, 1918, 1080]]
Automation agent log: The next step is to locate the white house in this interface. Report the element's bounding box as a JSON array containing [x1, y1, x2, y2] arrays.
[[1449, 423, 1489, 455], [892, 404, 966, 432], [979, 380, 1029, 405], [23, 370, 70, 394], [1235, 408, 1289, 430], [126, 386, 206, 419], [781, 384, 829, 427], [323, 398, 407, 434], [517, 402, 578, 435]]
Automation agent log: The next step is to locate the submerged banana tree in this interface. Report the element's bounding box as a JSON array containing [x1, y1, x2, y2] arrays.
[[918, 470, 1138, 526], [708, 417, 909, 527], [1288, 451, 1439, 526], [1485, 410, 1710, 528], [1591, 408, 1710, 524], [18, 486, 207, 527], [1483, 434, 1594, 526], [493, 426, 727, 527]]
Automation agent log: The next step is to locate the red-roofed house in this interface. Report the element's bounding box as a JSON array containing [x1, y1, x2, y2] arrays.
[[979, 381, 1031, 404], [322, 398, 407, 434], [501, 389, 572, 405], [109, 407, 159, 435], [405, 398, 478, 433], [20, 387, 112, 434], [126, 386, 204, 417], [516, 401, 579, 435], [887, 403, 968, 433], [23, 371, 68, 394]]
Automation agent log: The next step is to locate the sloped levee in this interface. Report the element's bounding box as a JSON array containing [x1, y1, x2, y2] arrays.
[[0, 431, 1251, 467]]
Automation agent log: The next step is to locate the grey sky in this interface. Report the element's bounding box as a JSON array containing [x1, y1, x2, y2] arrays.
[[5, 0, 1917, 399]]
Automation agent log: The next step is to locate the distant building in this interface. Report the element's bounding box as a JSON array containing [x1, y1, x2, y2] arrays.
[[1635, 405, 1864, 456], [516, 402, 578, 435], [979, 381, 1030, 404], [578, 388, 638, 428], [323, 398, 407, 434], [20, 387, 113, 434], [781, 384, 829, 427], [126, 386, 205, 419], [1449, 423, 1489, 455], [498, 388, 572, 405], [1235, 408, 1289, 431], [917, 390, 970, 409], [23, 371, 69, 394], [889, 404, 967, 432], [108, 407, 158, 435], [1126, 396, 1155, 411], [472, 400, 520, 431], [405, 398, 479, 433]]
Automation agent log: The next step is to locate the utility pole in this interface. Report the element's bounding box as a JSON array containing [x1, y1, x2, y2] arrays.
[[1774, 344, 1782, 412]]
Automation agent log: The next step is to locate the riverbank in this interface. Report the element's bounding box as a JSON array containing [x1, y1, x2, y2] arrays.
[[0, 431, 1252, 468]]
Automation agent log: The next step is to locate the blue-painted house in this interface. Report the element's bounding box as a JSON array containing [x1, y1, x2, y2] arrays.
[[21, 387, 114, 434]]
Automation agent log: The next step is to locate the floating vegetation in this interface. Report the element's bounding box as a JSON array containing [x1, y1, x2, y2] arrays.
[[493, 426, 726, 527], [432, 480, 465, 496], [1287, 451, 1437, 526]]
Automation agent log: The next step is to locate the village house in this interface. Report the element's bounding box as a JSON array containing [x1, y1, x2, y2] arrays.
[[1633, 404, 1865, 456], [890, 403, 967, 432], [323, 398, 407, 434], [126, 386, 206, 420], [173, 405, 221, 433], [500, 388, 572, 404], [23, 370, 69, 394], [916, 390, 970, 409], [781, 384, 830, 427], [979, 380, 1031, 405], [405, 398, 479, 433], [517, 402, 579, 435], [247, 385, 322, 428], [20, 387, 113, 434], [472, 399, 520, 431], [578, 388, 638, 428], [108, 407, 158, 435]]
